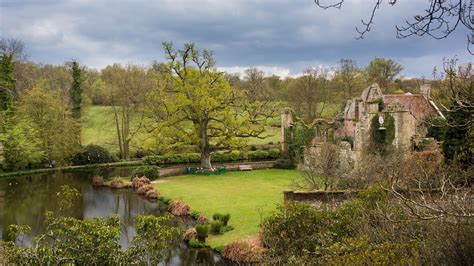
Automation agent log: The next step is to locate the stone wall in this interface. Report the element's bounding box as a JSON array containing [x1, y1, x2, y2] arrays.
[[158, 161, 276, 177], [283, 189, 360, 206]]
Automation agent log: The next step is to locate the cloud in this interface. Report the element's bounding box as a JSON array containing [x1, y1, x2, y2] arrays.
[[0, 0, 470, 76]]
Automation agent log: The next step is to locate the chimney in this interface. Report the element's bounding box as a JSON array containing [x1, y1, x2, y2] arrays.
[[420, 84, 431, 100]]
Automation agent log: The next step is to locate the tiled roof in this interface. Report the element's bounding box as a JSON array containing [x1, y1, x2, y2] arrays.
[[383, 94, 439, 120]]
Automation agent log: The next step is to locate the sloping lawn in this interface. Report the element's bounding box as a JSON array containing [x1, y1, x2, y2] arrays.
[[153, 169, 300, 247]]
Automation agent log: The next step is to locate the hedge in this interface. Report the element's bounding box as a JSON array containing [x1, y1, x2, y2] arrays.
[[143, 149, 281, 166]]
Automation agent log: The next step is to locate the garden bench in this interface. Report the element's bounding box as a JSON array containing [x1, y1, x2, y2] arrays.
[[238, 165, 253, 171]]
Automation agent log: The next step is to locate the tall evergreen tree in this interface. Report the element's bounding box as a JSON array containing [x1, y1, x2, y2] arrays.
[[0, 53, 16, 112], [70, 60, 83, 119]]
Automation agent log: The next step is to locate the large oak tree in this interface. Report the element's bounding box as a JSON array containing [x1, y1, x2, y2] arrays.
[[149, 42, 278, 168]]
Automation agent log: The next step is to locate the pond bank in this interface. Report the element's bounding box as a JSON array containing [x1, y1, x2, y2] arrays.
[[0, 161, 142, 179]]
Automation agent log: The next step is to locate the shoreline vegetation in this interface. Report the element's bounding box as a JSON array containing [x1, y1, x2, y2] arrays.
[[0, 160, 142, 179]]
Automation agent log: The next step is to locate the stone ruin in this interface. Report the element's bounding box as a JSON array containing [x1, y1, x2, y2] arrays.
[[281, 83, 444, 169]]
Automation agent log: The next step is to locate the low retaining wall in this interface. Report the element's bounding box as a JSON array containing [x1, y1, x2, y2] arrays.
[[283, 189, 361, 205], [158, 161, 276, 177]]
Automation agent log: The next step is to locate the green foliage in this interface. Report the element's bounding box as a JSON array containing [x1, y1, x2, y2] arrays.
[[261, 201, 347, 263], [210, 220, 224, 235], [188, 238, 209, 248], [0, 53, 16, 111], [0, 118, 45, 170], [143, 149, 280, 166], [366, 57, 403, 92], [368, 113, 395, 155], [283, 110, 321, 166], [157, 195, 172, 205], [4, 213, 123, 265], [56, 185, 81, 211], [195, 224, 209, 237], [273, 158, 295, 169], [132, 165, 159, 180], [70, 144, 118, 165], [70, 60, 83, 119], [3, 187, 180, 265], [126, 214, 181, 265], [16, 84, 81, 164], [221, 213, 231, 226], [190, 210, 202, 219], [213, 245, 226, 253], [147, 42, 278, 168], [212, 212, 231, 227]]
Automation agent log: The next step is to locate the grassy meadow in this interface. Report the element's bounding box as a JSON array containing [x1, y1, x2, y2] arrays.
[[153, 169, 301, 247]]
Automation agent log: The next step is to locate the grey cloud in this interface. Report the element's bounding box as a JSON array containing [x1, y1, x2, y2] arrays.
[[0, 0, 471, 77]]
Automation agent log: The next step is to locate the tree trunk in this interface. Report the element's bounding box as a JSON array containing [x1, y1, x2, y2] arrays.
[[200, 120, 212, 168]]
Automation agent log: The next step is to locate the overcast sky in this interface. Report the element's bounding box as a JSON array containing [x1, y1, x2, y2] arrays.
[[0, 0, 471, 78]]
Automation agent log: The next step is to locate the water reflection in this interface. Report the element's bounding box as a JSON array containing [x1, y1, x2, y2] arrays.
[[0, 168, 228, 265]]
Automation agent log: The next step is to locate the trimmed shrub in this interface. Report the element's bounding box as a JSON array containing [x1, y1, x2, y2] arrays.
[[273, 158, 295, 169], [221, 213, 231, 226], [92, 175, 104, 187], [168, 200, 191, 216], [212, 213, 223, 221], [132, 176, 151, 189], [197, 214, 209, 224], [268, 148, 281, 159], [70, 144, 118, 165], [182, 228, 197, 242], [145, 189, 160, 198], [210, 220, 224, 235], [222, 237, 265, 263], [143, 149, 279, 166], [132, 166, 158, 180], [109, 177, 126, 189], [136, 184, 154, 195], [195, 224, 209, 243], [247, 150, 269, 161]]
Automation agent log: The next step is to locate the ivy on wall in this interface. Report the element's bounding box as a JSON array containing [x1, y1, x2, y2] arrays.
[[368, 112, 395, 155], [283, 110, 319, 166]]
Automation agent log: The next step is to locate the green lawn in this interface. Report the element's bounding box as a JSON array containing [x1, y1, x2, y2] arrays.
[[153, 169, 301, 247]]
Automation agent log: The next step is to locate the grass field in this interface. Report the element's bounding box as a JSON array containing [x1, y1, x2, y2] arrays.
[[153, 169, 301, 247]]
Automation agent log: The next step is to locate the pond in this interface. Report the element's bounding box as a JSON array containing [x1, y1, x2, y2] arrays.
[[0, 167, 228, 265]]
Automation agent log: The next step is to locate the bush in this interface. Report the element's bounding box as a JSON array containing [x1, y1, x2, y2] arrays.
[[273, 158, 295, 169], [168, 200, 191, 216], [133, 149, 152, 159], [210, 220, 224, 235], [145, 189, 159, 198], [92, 175, 104, 187], [157, 196, 172, 205], [197, 214, 208, 224], [190, 210, 201, 220], [247, 150, 269, 161], [109, 177, 126, 189], [132, 166, 159, 180], [182, 228, 197, 242], [221, 237, 265, 263], [195, 224, 209, 243], [268, 148, 281, 159], [221, 213, 231, 226], [189, 238, 208, 248], [132, 176, 151, 189], [143, 149, 278, 166], [136, 184, 154, 195], [70, 145, 118, 165]]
